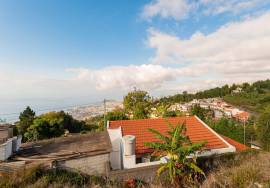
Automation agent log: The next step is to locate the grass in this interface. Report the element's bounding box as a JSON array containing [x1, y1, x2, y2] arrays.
[[202, 151, 270, 188], [0, 167, 120, 188], [1, 151, 270, 188]]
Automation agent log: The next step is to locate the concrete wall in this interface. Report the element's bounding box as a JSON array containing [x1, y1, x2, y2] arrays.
[[109, 164, 160, 182], [108, 128, 122, 170], [57, 153, 110, 175], [0, 138, 12, 161]]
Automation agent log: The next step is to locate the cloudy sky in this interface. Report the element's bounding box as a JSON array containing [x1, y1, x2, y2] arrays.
[[1, 0, 270, 118]]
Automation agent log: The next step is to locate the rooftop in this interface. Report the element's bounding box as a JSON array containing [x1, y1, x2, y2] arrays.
[[18, 131, 112, 161], [108, 116, 233, 155], [221, 135, 249, 151]]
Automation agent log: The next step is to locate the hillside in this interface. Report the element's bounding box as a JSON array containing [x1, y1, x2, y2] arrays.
[[1, 151, 269, 188], [160, 79, 270, 114]]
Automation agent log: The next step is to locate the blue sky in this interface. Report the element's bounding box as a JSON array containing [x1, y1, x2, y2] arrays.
[[1, 0, 270, 120]]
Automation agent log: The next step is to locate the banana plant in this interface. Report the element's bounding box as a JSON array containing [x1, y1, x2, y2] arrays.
[[144, 121, 206, 186]]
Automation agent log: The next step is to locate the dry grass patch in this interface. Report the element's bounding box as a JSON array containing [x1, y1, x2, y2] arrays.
[[202, 152, 270, 188]]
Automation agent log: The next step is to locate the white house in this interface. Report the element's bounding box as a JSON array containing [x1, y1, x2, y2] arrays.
[[107, 116, 246, 170]]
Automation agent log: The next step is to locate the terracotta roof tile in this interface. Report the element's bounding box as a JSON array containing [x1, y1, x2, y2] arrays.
[[221, 135, 249, 151], [109, 116, 230, 155]]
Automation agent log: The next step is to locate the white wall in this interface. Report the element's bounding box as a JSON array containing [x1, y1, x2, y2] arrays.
[[108, 127, 122, 170], [0, 136, 22, 161], [5, 139, 12, 159], [0, 138, 13, 161]]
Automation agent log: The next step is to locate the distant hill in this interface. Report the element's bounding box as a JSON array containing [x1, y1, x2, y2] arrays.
[[159, 79, 270, 114]]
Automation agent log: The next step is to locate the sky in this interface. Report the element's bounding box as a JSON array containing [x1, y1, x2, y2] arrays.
[[1, 0, 270, 120]]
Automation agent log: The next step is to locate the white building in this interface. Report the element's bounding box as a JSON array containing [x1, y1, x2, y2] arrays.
[[0, 125, 22, 161], [107, 116, 242, 170]]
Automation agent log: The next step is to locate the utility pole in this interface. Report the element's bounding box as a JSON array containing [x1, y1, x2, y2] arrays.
[[244, 119, 246, 145], [104, 99, 106, 129]]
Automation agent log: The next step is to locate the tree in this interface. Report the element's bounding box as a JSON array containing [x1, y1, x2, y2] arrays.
[[24, 118, 50, 141], [23, 111, 86, 142], [256, 106, 270, 151], [191, 105, 206, 121], [24, 117, 65, 142], [106, 108, 128, 121], [40, 111, 84, 133], [16, 106, 36, 140], [123, 90, 151, 119], [209, 117, 256, 145], [144, 122, 205, 187], [163, 110, 177, 118]]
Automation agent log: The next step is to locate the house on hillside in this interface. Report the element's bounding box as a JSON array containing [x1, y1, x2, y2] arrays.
[[234, 111, 250, 122], [107, 116, 247, 170], [16, 132, 112, 175], [232, 87, 243, 94], [0, 125, 22, 161]]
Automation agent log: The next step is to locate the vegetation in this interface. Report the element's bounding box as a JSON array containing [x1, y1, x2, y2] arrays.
[[123, 90, 152, 119], [159, 79, 270, 113], [0, 166, 122, 188], [145, 122, 206, 187], [203, 151, 270, 188], [16, 106, 36, 141], [1, 151, 269, 188], [191, 104, 214, 121], [208, 118, 256, 144], [17, 107, 88, 142], [106, 108, 129, 121], [256, 106, 270, 151]]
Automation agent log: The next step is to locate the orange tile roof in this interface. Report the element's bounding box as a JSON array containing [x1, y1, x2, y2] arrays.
[[221, 135, 249, 151], [109, 116, 230, 155], [235, 111, 250, 120]]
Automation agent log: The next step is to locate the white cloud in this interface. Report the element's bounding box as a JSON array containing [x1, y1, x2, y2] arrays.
[[141, 0, 266, 20], [66, 64, 195, 90], [65, 12, 270, 95], [141, 0, 191, 20], [201, 0, 265, 15], [147, 11, 270, 70], [145, 11, 270, 90]]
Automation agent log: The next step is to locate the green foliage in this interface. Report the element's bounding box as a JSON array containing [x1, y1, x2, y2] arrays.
[[256, 106, 270, 151], [145, 122, 205, 186], [106, 108, 129, 121], [160, 79, 270, 112], [209, 118, 256, 144], [23, 111, 86, 142], [40, 111, 83, 133], [16, 106, 36, 139], [84, 115, 105, 132], [123, 90, 151, 119], [0, 167, 119, 188], [191, 104, 206, 121], [163, 110, 177, 118]]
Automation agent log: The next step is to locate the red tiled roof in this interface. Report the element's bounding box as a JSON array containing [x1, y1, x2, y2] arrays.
[[235, 111, 250, 120], [109, 116, 230, 155], [221, 135, 249, 151]]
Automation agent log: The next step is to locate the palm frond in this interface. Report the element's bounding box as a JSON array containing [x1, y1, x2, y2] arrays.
[[147, 128, 170, 143]]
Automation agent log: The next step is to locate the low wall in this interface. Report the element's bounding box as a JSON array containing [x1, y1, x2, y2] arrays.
[[109, 163, 160, 182], [0, 139, 13, 161], [56, 153, 110, 176]]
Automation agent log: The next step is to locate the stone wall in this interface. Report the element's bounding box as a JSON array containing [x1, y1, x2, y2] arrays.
[[57, 153, 110, 175], [109, 164, 160, 182], [0, 138, 12, 161]]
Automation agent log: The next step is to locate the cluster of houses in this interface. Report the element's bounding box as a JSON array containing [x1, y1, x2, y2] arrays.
[[169, 98, 250, 122], [0, 115, 250, 179]]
